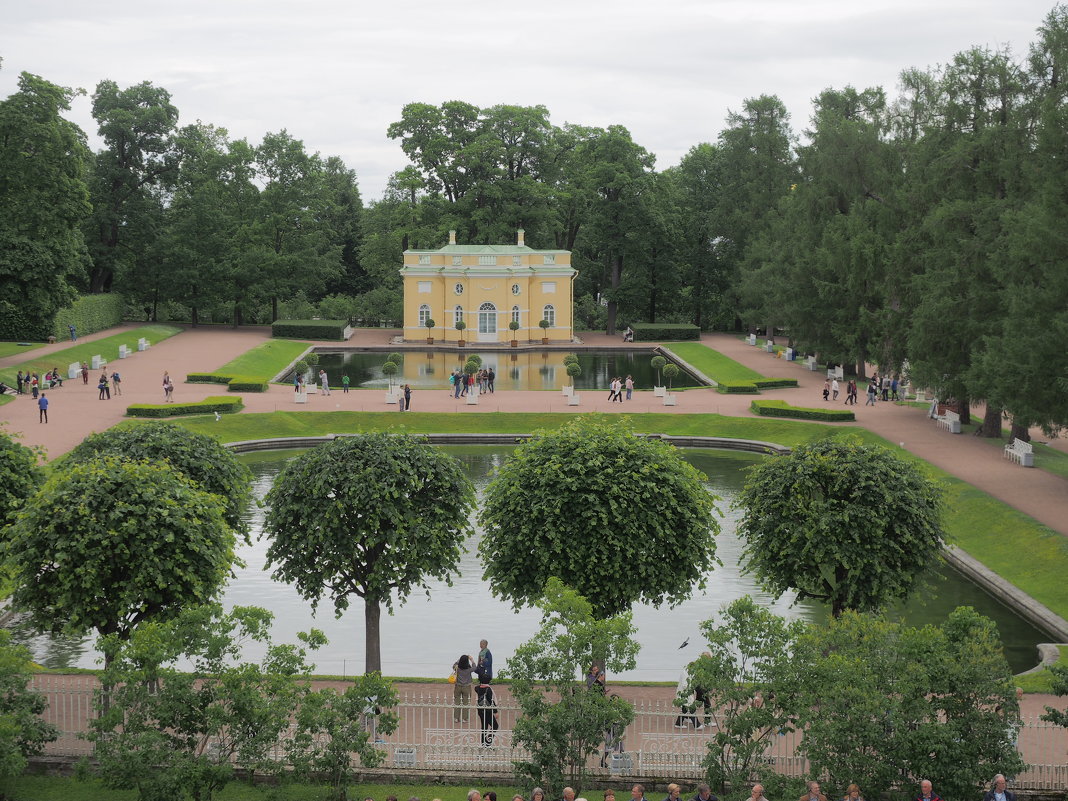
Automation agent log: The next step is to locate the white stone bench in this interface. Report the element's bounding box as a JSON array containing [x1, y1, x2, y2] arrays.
[[90, 355, 105, 370], [137, 337, 150, 351], [827, 366, 844, 380], [67, 362, 81, 379], [118, 344, 130, 359], [785, 348, 795, 361], [805, 356, 818, 371], [747, 334, 757, 346], [1004, 438, 1034, 467], [764, 341, 775, 353], [423, 727, 514, 769], [935, 409, 961, 434]]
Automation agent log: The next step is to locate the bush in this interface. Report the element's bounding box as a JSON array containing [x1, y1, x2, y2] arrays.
[[0, 301, 52, 341], [753, 378, 800, 389], [717, 381, 760, 394], [53, 294, 125, 339], [271, 319, 349, 340], [225, 376, 268, 392], [185, 373, 234, 384], [631, 322, 700, 341], [127, 396, 242, 418], [750, 399, 855, 421]]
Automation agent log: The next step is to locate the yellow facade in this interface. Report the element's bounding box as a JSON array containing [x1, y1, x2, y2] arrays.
[[400, 230, 576, 343]]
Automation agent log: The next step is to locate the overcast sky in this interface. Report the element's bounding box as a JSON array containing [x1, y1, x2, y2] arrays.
[[0, 0, 1057, 200]]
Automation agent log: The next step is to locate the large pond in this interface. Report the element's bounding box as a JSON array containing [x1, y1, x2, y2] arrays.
[[21, 446, 1046, 678], [297, 350, 704, 391]]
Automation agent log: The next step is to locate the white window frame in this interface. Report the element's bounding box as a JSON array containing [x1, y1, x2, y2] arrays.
[[454, 305, 464, 325], [452, 255, 463, 266], [511, 305, 521, 325], [543, 254, 556, 265], [418, 254, 431, 265], [478, 255, 497, 266], [542, 304, 555, 327], [454, 282, 465, 295], [541, 281, 557, 294], [418, 304, 431, 327], [417, 281, 432, 294]]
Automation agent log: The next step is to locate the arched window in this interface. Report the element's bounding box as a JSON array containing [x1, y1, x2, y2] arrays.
[[454, 305, 464, 324], [478, 302, 497, 335], [511, 305, 521, 325], [418, 304, 431, 327], [542, 304, 555, 327]]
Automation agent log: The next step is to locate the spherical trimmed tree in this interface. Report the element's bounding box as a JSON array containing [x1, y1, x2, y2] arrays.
[[650, 355, 667, 386], [478, 415, 720, 620], [381, 360, 398, 391], [566, 361, 581, 387], [735, 437, 946, 617], [663, 362, 680, 390], [263, 434, 476, 673]]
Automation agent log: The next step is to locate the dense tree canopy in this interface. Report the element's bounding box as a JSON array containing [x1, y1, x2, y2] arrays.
[[736, 438, 946, 617], [0, 429, 42, 535], [262, 433, 475, 674], [478, 416, 719, 618]]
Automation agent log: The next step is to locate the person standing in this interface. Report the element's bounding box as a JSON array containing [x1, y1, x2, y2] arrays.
[[799, 781, 827, 801], [691, 786, 718, 801], [81, 362, 89, 385], [475, 667, 499, 746], [982, 775, 1014, 801], [403, 384, 412, 411], [478, 639, 493, 680], [625, 375, 634, 400], [913, 780, 942, 801], [452, 654, 476, 723], [163, 371, 174, 402], [841, 785, 865, 801], [831, 378, 840, 400], [319, 369, 331, 395], [68, 323, 77, 341], [99, 373, 110, 400], [342, 374, 350, 393], [822, 379, 830, 401], [487, 367, 495, 394], [37, 393, 48, 424], [111, 370, 122, 396], [15, 371, 23, 395], [865, 381, 877, 406]]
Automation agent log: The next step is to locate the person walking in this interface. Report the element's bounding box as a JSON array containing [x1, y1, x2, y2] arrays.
[[487, 367, 495, 393], [831, 378, 840, 400], [38, 393, 48, 424], [865, 380, 877, 406], [68, 324, 77, 341], [111, 370, 122, 396], [81, 362, 89, 385], [163, 371, 174, 402], [403, 384, 412, 411], [822, 379, 830, 401]]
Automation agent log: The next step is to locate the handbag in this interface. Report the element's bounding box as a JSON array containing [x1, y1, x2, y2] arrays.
[[448, 670, 457, 684]]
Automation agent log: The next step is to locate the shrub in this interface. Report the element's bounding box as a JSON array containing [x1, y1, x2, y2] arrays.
[[271, 319, 349, 340], [53, 294, 125, 340], [226, 376, 268, 392], [0, 301, 52, 341], [717, 381, 760, 394], [753, 378, 800, 389], [750, 399, 855, 422], [127, 396, 243, 418], [631, 322, 700, 341], [185, 373, 234, 384]]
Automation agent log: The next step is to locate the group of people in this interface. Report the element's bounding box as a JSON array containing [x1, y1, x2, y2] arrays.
[[451, 639, 496, 745], [97, 370, 122, 399], [14, 369, 64, 397], [606, 375, 634, 402], [451, 367, 495, 397], [822, 372, 902, 407]]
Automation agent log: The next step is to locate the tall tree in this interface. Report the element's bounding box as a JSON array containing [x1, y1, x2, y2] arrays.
[[83, 79, 179, 294], [0, 72, 91, 323], [263, 434, 475, 673]]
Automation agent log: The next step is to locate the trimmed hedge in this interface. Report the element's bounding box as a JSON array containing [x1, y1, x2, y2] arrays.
[[271, 319, 349, 340], [717, 381, 760, 394], [53, 294, 124, 339], [750, 399, 855, 422], [0, 301, 53, 341], [226, 376, 268, 392], [127, 396, 243, 418], [753, 378, 800, 389], [631, 323, 700, 342], [186, 373, 234, 384]]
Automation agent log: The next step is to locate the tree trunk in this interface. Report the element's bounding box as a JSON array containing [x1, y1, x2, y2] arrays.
[[365, 599, 381, 674], [958, 394, 971, 426], [271, 296, 278, 322], [191, 306, 199, 328], [978, 405, 1003, 438], [606, 253, 622, 335], [151, 286, 159, 322], [1009, 420, 1031, 444]]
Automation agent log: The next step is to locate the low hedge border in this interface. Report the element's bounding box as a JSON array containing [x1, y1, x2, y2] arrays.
[[753, 378, 800, 389], [186, 373, 234, 384], [225, 376, 269, 393], [630, 323, 700, 342], [127, 396, 243, 418], [751, 399, 855, 422], [717, 381, 759, 394], [271, 319, 349, 340]]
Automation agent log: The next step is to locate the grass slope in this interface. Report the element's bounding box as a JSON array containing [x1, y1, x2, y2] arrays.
[[0, 325, 182, 386], [0, 341, 44, 359], [667, 342, 764, 382], [214, 339, 311, 382]]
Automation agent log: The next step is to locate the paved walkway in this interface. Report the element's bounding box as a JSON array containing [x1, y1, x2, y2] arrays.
[[2, 327, 1066, 540]]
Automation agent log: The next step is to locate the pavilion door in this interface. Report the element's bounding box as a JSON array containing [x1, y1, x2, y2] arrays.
[[477, 303, 498, 342]]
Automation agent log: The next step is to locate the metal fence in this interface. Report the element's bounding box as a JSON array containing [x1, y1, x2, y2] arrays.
[[29, 678, 1068, 789]]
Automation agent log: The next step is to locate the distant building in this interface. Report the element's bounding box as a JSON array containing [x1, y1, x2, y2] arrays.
[[400, 229, 576, 344]]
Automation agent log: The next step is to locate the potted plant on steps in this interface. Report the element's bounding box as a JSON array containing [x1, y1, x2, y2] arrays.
[[565, 361, 581, 405], [455, 319, 467, 347], [425, 318, 436, 345], [539, 318, 551, 345], [561, 354, 579, 396], [463, 359, 480, 404], [651, 355, 667, 397], [663, 363, 679, 406], [508, 319, 520, 347], [293, 360, 309, 403], [382, 360, 399, 403]]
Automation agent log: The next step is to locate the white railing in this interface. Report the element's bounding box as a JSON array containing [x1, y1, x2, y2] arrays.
[[26, 679, 1068, 789]]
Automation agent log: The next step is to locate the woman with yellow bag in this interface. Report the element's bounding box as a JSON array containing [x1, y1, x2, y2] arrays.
[[452, 654, 477, 723]]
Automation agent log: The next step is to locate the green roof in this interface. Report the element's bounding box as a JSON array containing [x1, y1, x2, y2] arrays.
[[405, 244, 568, 255]]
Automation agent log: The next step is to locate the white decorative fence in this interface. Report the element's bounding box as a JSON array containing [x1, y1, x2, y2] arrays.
[[28, 678, 1068, 789]]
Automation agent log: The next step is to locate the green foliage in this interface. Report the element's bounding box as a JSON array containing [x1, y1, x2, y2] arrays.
[[539, 318, 551, 330], [387, 351, 403, 365], [381, 361, 398, 390], [650, 354, 667, 386], [88, 604, 325, 801], [214, 339, 311, 383], [126, 396, 242, 417], [505, 579, 638, 795], [736, 438, 946, 617], [0, 430, 43, 536], [466, 353, 483, 367], [293, 360, 309, 375], [424, 317, 435, 330], [793, 608, 1025, 799], [0, 301, 53, 342], [752, 378, 799, 389], [463, 361, 479, 376], [1042, 660, 1068, 729], [690, 597, 805, 793], [666, 343, 764, 382], [631, 322, 701, 341], [225, 376, 268, 392], [750, 399, 856, 422], [663, 362, 680, 388], [454, 319, 466, 332], [185, 372, 234, 384], [263, 434, 475, 673], [509, 319, 521, 332], [566, 361, 581, 384], [271, 319, 348, 340], [303, 351, 320, 367], [562, 353, 579, 366], [0, 629, 58, 780], [716, 381, 759, 394], [478, 416, 720, 619], [62, 422, 253, 539], [7, 456, 235, 652], [52, 294, 125, 340], [288, 672, 399, 801]]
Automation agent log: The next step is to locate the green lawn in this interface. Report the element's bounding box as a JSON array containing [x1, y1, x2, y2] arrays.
[[163, 409, 1068, 629], [667, 342, 764, 382], [0, 341, 44, 359], [2, 778, 521, 801], [963, 424, 1068, 483], [0, 325, 182, 386], [1016, 644, 1068, 693], [214, 339, 311, 381]]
